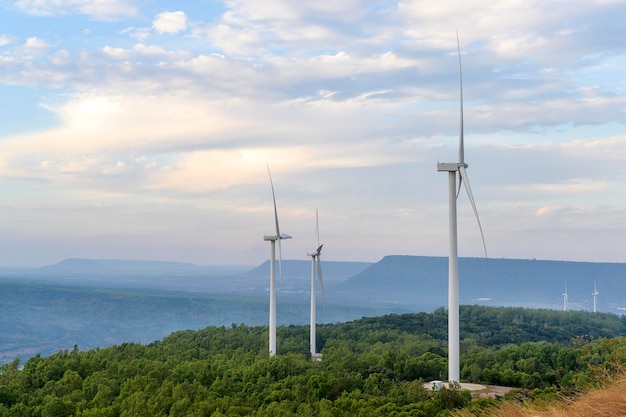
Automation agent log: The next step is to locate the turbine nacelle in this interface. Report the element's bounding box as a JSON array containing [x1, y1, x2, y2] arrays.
[[436, 162, 467, 172], [264, 234, 292, 241], [307, 244, 323, 257]]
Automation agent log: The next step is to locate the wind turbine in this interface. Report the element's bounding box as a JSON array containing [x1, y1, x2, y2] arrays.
[[436, 34, 487, 384], [263, 165, 291, 357], [563, 282, 569, 312], [592, 281, 599, 313], [307, 209, 325, 360]]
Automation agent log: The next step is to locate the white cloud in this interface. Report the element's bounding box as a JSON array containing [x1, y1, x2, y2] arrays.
[[0, 35, 14, 47], [197, 0, 387, 55], [561, 135, 626, 161], [152, 11, 188, 34], [2, 36, 55, 61], [120, 26, 151, 42], [0, 86, 417, 190], [102, 43, 189, 60], [23, 36, 51, 49], [101, 45, 127, 58], [2, 0, 626, 265], [530, 179, 611, 194], [13, 0, 138, 20]]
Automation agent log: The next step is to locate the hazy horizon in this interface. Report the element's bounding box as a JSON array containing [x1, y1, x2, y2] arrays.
[[3, 253, 626, 270]]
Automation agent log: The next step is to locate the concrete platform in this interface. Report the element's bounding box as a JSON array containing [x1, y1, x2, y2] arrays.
[[423, 381, 514, 398]]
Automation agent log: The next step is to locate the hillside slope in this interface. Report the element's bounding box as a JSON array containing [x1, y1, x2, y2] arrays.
[[2, 313, 626, 417], [455, 371, 626, 417]]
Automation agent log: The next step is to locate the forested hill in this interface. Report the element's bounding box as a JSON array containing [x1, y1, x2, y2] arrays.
[[1, 306, 626, 417], [320, 305, 626, 347], [337, 255, 626, 313]]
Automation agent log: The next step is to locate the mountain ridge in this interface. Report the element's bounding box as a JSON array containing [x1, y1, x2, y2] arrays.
[[2, 255, 625, 313], [338, 255, 626, 313]]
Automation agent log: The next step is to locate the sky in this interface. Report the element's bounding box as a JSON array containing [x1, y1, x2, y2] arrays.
[[0, 0, 625, 267]]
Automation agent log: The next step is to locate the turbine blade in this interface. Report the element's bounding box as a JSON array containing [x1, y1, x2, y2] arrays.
[[267, 164, 281, 238], [315, 209, 320, 248], [456, 31, 464, 165], [459, 165, 487, 258], [317, 257, 326, 308]]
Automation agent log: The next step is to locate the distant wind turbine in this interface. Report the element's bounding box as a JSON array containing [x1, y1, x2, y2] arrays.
[[563, 281, 569, 312], [307, 209, 325, 360], [263, 165, 291, 357], [592, 281, 599, 313], [436, 34, 487, 384]]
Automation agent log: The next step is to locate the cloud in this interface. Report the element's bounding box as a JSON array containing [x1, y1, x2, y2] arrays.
[[0, 35, 14, 47], [195, 0, 393, 55], [0, 86, 420, 195], [13, 0, 139, 20], [561, 135, 626, 161], [2, 1, 626, 265], [530, 180, 611, 194], [152, 11, 188, 34], [16, 37, 54, 59], [102, 43, 189, 59]]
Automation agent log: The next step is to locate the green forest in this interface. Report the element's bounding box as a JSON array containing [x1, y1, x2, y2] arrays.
[[1, 305, 626, 417]]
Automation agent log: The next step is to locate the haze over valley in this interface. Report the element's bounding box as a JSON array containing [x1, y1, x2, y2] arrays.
[[2, 255, 625, 364]]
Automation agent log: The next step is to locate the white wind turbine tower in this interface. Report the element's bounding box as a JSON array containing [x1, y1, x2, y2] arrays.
[[593, 282, 599, 313], [307, 209, 325, 361], [436, 35, 487, 384], [263, 165, 291, 357], [563, 282, 569, 312]]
